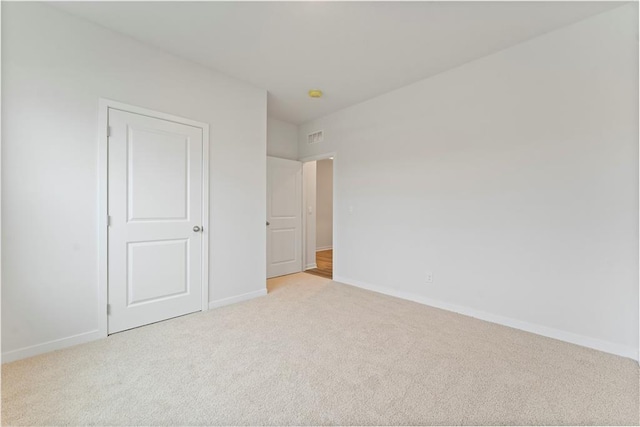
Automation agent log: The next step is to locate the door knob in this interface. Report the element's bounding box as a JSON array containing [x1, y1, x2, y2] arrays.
[[193, 226, 202, 232], [266, 221, 270, 226]]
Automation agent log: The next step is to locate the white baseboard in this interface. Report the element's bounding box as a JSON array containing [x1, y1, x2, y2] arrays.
[[304, 263, 318, 270], [316, 246, 333, 252], [2, 329, 104, 364], [209, 288, 267, 309], [3, 289, 268, 363], [334, 275, 639, 361]]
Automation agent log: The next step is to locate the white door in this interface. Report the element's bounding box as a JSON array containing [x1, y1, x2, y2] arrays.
[[267, 157, 302, 278], [108, 108, 204, 334]]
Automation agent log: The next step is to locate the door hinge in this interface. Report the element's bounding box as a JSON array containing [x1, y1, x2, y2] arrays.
[[107, 215, 111, 227], [106, 126, 111, 137], [107, 304, 111, 315]]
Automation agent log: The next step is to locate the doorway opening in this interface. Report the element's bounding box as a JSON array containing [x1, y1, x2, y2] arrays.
[[265, 153, 335, 286], [303, 156, 334, 279]]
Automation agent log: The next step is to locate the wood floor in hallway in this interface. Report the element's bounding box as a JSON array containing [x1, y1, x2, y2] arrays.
[[305, 249, 332, 279]]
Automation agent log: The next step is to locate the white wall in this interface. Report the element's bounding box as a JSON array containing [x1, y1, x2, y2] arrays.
[[267, 117, 298, 160], [2, 3, 267, 361], [316, 159, 333, 250], [302, 162, 317, 270], [298, 5, 639, 359]]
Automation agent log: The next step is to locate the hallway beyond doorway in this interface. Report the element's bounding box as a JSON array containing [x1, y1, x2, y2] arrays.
[[306, 249, 332, 279]]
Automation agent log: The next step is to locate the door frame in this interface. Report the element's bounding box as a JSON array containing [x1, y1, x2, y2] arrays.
[[299, 152, 337, 276], [98, 98, 210, 338]]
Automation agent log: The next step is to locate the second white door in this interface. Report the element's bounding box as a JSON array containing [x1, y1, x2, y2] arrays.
[[267, 156, 302, 278], [108, 108, 205, 334]]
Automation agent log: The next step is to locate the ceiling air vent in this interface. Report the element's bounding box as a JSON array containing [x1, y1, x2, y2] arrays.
[[307, 130, 324, 144]]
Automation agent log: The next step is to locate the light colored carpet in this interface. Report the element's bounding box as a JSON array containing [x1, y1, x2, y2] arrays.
[[2, 273, 639, 425]]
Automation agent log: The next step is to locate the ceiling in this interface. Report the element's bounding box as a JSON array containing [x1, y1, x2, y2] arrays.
[[53, 2, 622, 124]]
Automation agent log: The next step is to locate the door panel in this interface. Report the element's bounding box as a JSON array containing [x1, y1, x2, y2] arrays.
[[127, 239, 188, 305], [267, 157, 302, 278], [128, 128, 189, 221], [108, 108, 203, 334], [271, 228, 297, 263]]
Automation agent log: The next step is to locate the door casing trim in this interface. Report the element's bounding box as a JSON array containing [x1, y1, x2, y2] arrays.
[[98, 98, 210, 338]]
